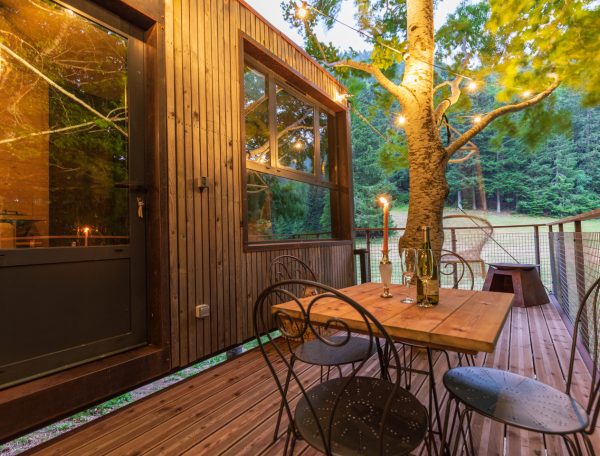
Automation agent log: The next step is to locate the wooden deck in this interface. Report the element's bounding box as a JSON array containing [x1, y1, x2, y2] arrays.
[[27, 303, 598, 455]]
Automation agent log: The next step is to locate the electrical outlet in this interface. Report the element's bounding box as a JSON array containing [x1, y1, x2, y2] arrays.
[[195, 304, 210, 318]]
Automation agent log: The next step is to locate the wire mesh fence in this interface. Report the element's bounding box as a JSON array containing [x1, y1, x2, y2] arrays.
[[550, 232, 600, 353], [354, 225, 552, 291]]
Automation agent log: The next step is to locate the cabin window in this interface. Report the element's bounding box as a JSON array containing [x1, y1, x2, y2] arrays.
[[243, 58, 336, 244]]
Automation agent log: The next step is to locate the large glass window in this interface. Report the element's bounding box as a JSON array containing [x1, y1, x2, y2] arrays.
[[243, 59, 336, 244], [0, 0, 129, 249], [247, 171, 331, 242]]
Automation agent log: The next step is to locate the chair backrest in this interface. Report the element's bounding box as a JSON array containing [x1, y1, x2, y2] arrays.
[[253, 279, 413, 455], [269, 255, 317, 282], [442, 214, 493, 261], [439, 249, 475, 290], [566, 276, 600, 432]]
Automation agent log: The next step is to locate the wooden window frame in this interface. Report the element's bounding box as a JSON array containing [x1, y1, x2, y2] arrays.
[[240, 36, 353, 251], [244, 55, 335, 189]]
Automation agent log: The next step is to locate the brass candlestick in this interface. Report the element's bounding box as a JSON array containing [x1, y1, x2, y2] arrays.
[[379, 252, 393, 298]]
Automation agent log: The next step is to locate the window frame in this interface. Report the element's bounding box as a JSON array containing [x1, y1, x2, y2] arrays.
[[239, 53, 346, 252], [243, 55, 337, 190]]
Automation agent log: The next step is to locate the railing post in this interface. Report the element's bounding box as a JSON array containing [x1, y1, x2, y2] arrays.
[[533, 225, 541, 273], [558, 223, 568, 309], [573, 220, 589, 349], [353, 248, 371, 284], [450, 228, 458, 285], [548, 225, 559, 298]]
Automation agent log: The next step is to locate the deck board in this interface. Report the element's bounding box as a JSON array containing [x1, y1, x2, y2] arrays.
[[27, 303, 597, 456]]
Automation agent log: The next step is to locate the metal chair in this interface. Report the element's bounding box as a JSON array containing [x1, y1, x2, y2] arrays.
[[442, 276, 600, 455], [439, 249, 475, 291], [267, 256, 377, 443], [254, 279, 428, 455]]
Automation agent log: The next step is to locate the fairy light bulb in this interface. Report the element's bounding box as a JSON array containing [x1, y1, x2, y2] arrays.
[[522, 90, 532, 98], [467, 81, 478, 91], [296, 4, 308, 19], [293, 141, 303, 150], [334, 92, 347, 103], [396, 115, 407, 126], [473, 116, 482, 124]]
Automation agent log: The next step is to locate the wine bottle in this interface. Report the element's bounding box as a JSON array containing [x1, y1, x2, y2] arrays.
[[416, 226, 440, 305]]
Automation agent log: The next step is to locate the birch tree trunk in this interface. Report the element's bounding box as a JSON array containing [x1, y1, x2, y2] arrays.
[[398, 0, 448, 252]]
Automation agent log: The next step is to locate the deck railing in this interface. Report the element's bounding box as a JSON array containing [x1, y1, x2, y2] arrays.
[[353, 224, 551, 290], [548, 209, 600, 355]]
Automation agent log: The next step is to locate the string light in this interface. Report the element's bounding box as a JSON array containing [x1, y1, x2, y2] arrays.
[[293, 140, 304, 150], [334, 92, 348, 103], [472, 116, 482, 124], [296, 2, 309, 19], [522, 90, 532, 98], [396, 114, 407, 126], [467, 81, 478, 91]]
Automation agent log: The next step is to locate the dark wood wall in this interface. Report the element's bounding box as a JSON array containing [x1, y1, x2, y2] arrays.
[[164, 0, 355, 367]]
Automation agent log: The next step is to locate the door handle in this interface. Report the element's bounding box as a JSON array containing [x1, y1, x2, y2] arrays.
[[114, 182, 147, 193], [136, 197, 145, 219]]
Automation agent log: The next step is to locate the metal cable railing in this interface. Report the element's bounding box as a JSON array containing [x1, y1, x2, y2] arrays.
[[354, 225, 551, 290]]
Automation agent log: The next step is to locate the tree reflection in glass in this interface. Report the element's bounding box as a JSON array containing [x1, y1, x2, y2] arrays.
[[276, 85, 314, 174], [0, 0, 129, 248]]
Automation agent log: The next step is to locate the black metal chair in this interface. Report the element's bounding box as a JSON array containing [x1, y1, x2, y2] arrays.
[[442, 276, 600, 455], [439, 249, 475, 291], [267, 255, 377, 442], [254, 279, 429, 455]]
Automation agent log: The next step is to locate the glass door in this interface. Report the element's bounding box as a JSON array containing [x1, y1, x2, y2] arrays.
[[0, 0, 147, 389]]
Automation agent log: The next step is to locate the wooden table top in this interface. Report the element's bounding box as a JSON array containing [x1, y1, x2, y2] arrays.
[[273, 282, 514, 354]]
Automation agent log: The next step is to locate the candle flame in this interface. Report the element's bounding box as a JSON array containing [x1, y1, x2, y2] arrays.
[[378, 196, 389, 206], [82, 226, 91, 235]]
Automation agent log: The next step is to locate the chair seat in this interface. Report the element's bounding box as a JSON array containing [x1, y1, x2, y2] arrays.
[[444, 366, 588, 434], [295, 376, 428, 456], [294, 335, 376, 367]]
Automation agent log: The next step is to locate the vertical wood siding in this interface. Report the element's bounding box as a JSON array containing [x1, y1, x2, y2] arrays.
[[165, 0, 354, 367]]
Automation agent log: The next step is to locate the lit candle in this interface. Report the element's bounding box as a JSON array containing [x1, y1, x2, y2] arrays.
[[379, 196, 390, 255], [83, 226, 90, 247]]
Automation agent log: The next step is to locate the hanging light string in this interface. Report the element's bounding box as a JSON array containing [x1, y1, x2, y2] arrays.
[[294, 1, 544, 98], [295, 1, 476, 82]]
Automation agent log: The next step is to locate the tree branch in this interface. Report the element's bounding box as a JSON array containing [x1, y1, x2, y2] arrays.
[[434, 75, 464, 125], [446, 77, 561, 156], [328, 60, 411, 106], [0, 42, 128, 138]]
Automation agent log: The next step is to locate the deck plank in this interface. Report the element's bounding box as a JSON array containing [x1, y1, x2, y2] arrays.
[[27, 303, 599, 456]]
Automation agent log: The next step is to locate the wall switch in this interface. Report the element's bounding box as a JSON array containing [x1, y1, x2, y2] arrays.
[[196, 176, 209, 191], [195, 304, 210, 318]]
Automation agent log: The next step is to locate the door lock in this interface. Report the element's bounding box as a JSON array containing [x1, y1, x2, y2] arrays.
[[136, 197, 145, 219]]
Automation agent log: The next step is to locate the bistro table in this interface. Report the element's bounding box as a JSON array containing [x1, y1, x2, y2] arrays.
[[273, 281, 514, 445]]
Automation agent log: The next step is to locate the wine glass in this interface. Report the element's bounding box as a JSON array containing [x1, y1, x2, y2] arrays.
[[399, 248, 417, 304], [417, 248, 435, 308]]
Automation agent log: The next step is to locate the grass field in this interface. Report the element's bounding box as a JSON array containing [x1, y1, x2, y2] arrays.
[[388, 206, 600, 233]]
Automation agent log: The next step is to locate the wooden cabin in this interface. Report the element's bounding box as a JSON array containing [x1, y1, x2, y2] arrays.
[[0, 0, 354, 441]]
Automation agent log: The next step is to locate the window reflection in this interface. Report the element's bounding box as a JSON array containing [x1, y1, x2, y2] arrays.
[[319, 112, 331, 180], [276, 86, 315, 174], [244, 66, 270, 164], [247, 171, 331, 242], [0, 0, 129, 248]]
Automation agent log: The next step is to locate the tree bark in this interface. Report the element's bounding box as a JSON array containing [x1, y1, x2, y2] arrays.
[[496, 190, 501, 213], [398, 0, 448, 252]]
